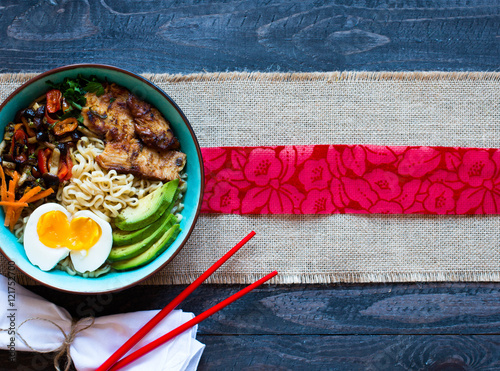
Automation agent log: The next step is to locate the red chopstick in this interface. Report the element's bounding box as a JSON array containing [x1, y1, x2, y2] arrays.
[[108, 270, 278, 371], [97, 231, 256, 371]]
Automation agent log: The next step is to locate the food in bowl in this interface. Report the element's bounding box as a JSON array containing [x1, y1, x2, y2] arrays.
[[0, 74, 187, 278]]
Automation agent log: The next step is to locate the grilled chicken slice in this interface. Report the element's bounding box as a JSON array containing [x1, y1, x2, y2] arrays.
[[81, 84, 135, 141], [81, 83, 186, 181], [127, 94, 180, 150], [97, 140, 187, 181]]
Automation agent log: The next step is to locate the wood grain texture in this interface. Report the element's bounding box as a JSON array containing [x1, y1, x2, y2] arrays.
[[0, 0, 499, 73], [4, 335, 500, 370], [1, 1, 500, 369], [195, 335, 500, 370], [16, 283, 500, 335], [2, 284, 500, 370], [3, 335, 500, 370]]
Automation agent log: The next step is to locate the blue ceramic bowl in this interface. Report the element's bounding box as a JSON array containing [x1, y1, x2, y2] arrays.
[[0, 64, 204, 293]]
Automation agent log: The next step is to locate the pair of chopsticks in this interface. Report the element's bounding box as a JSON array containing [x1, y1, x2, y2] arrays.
[[97, 231, 277, 371]]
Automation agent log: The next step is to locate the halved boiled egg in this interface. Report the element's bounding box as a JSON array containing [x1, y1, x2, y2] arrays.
[[23, 203, 112, 273]]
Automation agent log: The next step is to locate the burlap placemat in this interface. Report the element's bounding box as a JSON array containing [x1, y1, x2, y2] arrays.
[[0, 71, 499, 285]]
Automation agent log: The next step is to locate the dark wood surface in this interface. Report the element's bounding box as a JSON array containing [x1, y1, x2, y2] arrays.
[[1, 1, 500, 370]]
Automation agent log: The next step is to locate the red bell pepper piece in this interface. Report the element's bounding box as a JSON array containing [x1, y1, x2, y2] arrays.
[[46, 89, 62, 113], [52, 118, 78, 136], [57, 151, 73, 181], [11, 128, 27, 153], [11, 129, 28, 163], [57, 162, 68, 181], [37, 148, 52, 174], [62, 98, 71, 113], [14, 128, 27, 142], [44, 107, 58, 124], [65, 152, 73, 181]]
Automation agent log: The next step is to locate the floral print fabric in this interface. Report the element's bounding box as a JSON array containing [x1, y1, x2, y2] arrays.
[[201, 145, 500, 214]]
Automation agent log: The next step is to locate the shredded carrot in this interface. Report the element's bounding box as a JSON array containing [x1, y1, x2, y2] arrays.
[[4, 173, 19, 229], [0, 166, 5, 200], [4, 209, 12, 228], [10, 172, 19, 194], [0, 166, 6, 214], [7, 180, 15, 202], [4, 206, 11, 228], [3, 172, 28, 230], [25, 188, 54, 203], [0, 201, 28, 207], [10, 208, 23, 231], [14, 123, 23, 131], [0, 170, 55, 231], [19, 186, 42, 203]]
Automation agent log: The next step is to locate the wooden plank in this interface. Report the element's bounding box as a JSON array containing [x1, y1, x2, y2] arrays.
[[196, 335, 500, 370], [2, 335, 500, 370], [1, 1, 499, 369], [23, 283, 500, 335], [0, 1, 498, 73]]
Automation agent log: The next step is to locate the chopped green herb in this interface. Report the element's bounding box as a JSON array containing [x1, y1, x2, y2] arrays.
[[57, 110, 77, 121], [46, 75, 105, 114], [85, 81, 105, 96], [29, 153, 36, 159], [70, 101, 83, 110]]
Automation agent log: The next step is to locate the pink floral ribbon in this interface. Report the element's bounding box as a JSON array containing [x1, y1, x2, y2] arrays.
[[201, 145, 500, 215]]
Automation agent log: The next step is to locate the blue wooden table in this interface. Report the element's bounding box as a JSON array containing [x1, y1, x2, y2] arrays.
[[1, 1, 499, 369]]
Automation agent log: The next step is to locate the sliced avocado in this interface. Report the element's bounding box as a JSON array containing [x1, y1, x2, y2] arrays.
[[112, 224, 181, 271], [113, 219, 159, 247], [114, 179, 179, 231], [108, 213, 176, 262]]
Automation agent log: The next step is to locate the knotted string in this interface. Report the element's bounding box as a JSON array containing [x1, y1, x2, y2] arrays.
[[13, 316, 95, 371]]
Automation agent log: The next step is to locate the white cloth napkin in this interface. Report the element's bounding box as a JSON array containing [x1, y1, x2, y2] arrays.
[[0, 275, 205, 370]]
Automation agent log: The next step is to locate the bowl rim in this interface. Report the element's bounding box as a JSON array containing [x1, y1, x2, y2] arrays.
[[0, 63, 205, 294]]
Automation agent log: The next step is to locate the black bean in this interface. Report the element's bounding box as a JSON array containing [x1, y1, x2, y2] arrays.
[[23, 108, 35, 119], [36, 131, 49, 142], [57, 143, 67, 155], [71, 131, 82, 141], [33, 117, 43, 129], [42, 173, 60, 187], [35, 105, 46, 118]]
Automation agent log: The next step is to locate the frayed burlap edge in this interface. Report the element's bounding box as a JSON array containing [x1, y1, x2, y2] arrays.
[[8, 271, 500, 287], [144, 71, 500, 83], [142, 271, 500, 285], [2, 71, 500, 86]]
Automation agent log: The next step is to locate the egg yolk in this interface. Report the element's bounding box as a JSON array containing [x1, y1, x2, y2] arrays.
[[37, 211, 102, 251]]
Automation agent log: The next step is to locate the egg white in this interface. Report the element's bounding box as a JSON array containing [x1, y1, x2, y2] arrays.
[[24, 203, 71, 271], [24, 203, 113, 273], [69, 210, 112, 273]]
